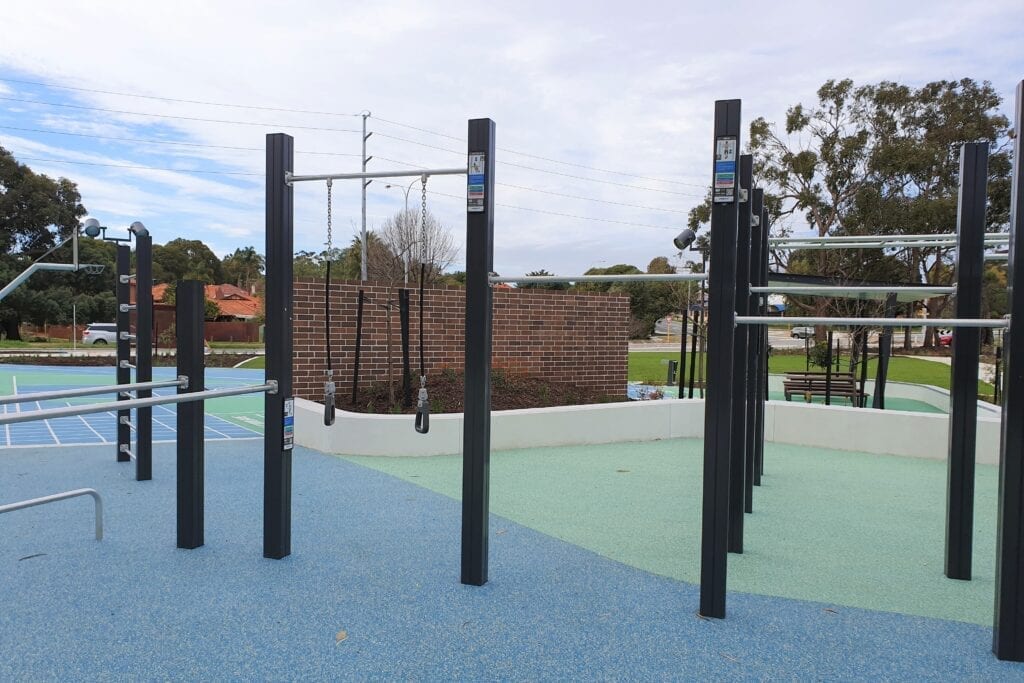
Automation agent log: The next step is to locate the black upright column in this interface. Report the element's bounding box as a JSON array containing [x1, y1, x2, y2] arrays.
[[135, 230, 153, 481], [756, 204, 769, 481], [699, 99, 741, 618], [176, 280, 205, 549], [746, 189, 764, 496], [729, 155, 752, 548], [994, 79, 1024, 662], [462, 118, 496, 586], [946, 142, 989, 581], [264, 133, 294, 560], [115, 245, 132, 463], [872, 294, 897, 409]]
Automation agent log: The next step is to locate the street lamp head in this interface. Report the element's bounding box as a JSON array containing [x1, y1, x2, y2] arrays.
[[673, 228, 697, 251], [82, 218, 103, 238]]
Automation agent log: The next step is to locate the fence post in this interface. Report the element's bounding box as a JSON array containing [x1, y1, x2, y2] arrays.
[[176, 280, 205, 549]]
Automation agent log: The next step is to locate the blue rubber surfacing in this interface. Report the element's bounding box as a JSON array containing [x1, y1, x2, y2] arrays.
[[1, 443, 1022, 680]]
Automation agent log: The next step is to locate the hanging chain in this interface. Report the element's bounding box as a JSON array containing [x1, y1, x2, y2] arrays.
[[420, 174, 428, 267], [326, 179, 333, 254]]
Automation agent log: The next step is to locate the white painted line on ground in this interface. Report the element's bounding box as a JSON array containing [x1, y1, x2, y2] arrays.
[[204, 422, 232, 439], [67, 402, 109, 443], [152, 416, 177, 434], [36, 400, 60, 445]]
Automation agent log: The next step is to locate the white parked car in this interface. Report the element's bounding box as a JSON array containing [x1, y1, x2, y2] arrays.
[[82, 323, 117, 345], [790, 326, 815, 339]]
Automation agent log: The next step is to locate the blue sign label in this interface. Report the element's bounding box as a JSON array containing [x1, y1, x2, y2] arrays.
[[715, 160, 736, 173]]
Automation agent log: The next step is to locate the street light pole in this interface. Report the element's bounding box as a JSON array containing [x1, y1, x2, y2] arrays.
[[385, 179, 419, 286]]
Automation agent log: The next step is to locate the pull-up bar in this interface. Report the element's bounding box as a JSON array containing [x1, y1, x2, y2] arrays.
[[285, 167, 467, 185], [750, 285, 957, 296], [769, 233, 1008, 245], [0, 377, 188, 406], [489, 273, 708, 284], [735, 315, 1008, 328], [0, 381, 277, 427]]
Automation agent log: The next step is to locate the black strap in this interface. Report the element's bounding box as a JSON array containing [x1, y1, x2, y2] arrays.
[[323, 261, 336, 426], [414, 262, 429, 434]]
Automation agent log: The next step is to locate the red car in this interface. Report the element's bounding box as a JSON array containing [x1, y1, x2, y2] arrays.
[[938, 331, 953, 346]]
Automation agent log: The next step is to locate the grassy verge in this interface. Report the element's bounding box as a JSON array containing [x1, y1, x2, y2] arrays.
[[235, 356, 265, 369], [209, 341, 264, 349], [627, 351, 993, 395]]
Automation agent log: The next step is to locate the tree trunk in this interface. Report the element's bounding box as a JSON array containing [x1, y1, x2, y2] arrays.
[[2, 318, 21, 341]]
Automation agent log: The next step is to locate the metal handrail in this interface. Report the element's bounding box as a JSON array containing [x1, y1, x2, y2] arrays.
[[735, 316, 1008, 329], [0, 377, 188, 406], [0, 488, 103, 540], [489, 273, 709, 284], [0, 381, 277, 427], [749, 285, 957, 296]]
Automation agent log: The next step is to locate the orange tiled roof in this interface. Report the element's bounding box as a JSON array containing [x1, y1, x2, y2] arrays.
[[151, 282, 260, 318]]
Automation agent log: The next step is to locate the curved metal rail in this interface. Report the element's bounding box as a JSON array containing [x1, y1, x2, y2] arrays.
[[0, 488, 103, 540]]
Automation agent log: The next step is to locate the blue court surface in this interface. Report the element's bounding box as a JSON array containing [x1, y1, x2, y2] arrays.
[[0, 364, 264, 448], [2, 442, 1023, 679]]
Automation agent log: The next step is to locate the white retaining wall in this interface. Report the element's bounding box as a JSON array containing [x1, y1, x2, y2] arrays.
[[296, 392, 1002, 465]]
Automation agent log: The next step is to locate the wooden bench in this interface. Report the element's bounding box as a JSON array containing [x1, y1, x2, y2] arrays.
[[783, 372, 867, 407]]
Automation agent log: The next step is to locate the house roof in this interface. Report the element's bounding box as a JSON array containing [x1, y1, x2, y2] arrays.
[[150, 282, 260, 319]]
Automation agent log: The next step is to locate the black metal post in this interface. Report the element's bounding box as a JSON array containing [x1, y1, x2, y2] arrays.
[[135, 232, 153, 481], [946, 141, 989, 581], [462, 118, 496, 586], [744, 188, 763, 507], [264, 133, 294, 560], [872, 294, 897, 409], [115, 245, 131, 463], [859, 329, 869, 407], [688, 307, 700, 399], [176, 280, 205, 549], [995, 346, 1003, 405], [699, 99, 740, 618], [351, 290, 364, 404], [728, 154, 752, 544], [825, 329, 834, 406], [400, 288, 412, 408], [754, 202, 769, 483], [678, 310, 688, 394], [994, 79, 1024, 662]]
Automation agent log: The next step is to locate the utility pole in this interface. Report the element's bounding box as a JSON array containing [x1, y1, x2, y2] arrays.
[[361, 111, 373, 282]]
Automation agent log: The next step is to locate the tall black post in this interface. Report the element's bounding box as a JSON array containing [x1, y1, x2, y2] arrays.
[[946, 142, 989, 581], [728, 154, 752, 546], [994, 79, 1024, 662], [872, 293, 897, 409], [176, 280, 205, 549], [264, 133, 294, 560], [351, 290, 365, 404], [400, 289, 412, 408], [115, 245, 131, 463], [135, 230, 153, 481], [756, 204, 769, 481], [699, 99, 740, 618], [678, 310, 687, 394], [744, 188, 763, 505], [859, 330, 870, 407], [825, 329, 834, 406], [462, 118, 496, 586], [688, 307, 700, 399]]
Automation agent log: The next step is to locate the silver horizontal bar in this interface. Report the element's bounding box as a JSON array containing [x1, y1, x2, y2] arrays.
[[751, 285, 956, 296], [0, 381, 277, 427], [735, 316, 1008, 328], [987, 253, 1009, 261], [490, 273, 708, 284], [769, 233, 1008, 244], [119, 304, 137, 312], [286, 167, 467, 184], [118, 274, 137, 283], [0, 377, 188, 406], [0, 488, 103, 540]]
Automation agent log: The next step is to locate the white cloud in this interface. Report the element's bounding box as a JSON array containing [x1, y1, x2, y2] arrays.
[[0, 0, 1020, 275]]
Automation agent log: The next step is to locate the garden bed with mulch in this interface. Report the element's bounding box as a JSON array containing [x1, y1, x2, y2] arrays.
[[341, 368, 623, 415]]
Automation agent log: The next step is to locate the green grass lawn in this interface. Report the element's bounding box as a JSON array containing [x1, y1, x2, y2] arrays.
[[235, 356, 265, 369], [209, 341, 264, 349], [627, 350, 993, 395], [0, 339, 68, 348]]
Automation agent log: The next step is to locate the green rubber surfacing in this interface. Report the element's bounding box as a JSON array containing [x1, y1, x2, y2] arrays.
[[346, 439, 997, 626]]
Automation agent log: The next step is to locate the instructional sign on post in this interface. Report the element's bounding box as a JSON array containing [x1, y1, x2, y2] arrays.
[[283, 397, 294, 450], [713, 136, 738, 203], [467, 153, 486, 213]]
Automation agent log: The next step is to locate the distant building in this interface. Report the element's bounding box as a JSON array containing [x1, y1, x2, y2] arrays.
[[151, 283, 261, 321]]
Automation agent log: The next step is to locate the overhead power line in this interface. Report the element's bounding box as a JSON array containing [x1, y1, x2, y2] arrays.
[[14, 156, 262, 177], [372, 115, 708, 188], [0, 124, 361, 157], [0, 96, 361, 134], [0, 77, 362, 118]]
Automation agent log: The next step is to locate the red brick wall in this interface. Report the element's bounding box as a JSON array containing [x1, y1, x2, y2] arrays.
[[293, 279, 629, 402]]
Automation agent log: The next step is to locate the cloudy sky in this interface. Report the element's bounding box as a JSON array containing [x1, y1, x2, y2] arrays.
[[1, 1, 1022, 278]]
